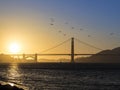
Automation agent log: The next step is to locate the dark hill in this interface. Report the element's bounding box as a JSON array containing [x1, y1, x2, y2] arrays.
[[112, 47, 120, 54], [76, 47, 120, 63]]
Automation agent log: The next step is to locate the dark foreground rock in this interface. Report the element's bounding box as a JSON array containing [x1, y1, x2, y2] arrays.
[[0, 84, 24, 90]]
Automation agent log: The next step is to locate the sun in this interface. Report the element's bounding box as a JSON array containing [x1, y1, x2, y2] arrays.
[[9, 43, 21, 53]]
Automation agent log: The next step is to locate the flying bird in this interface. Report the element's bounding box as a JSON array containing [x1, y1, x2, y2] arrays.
[[80, 28, 83, 31], [110, 33, 114, 35], [50, 23, 54, 26], [88, 35, 91, 37], [63, 34, 66, 36], [50, 18, 55, 26], [58, 30, 62, 33], [71, 27, 75, 29], [65, 22, 68, 24]]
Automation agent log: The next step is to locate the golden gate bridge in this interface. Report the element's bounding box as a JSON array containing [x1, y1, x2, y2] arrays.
[[8, 37, 119, 63]]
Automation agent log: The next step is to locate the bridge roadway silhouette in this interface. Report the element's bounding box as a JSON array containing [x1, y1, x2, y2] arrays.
[[9, 37, 120, 63]]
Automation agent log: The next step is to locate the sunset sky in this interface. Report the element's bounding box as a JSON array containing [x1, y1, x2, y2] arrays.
[[0, 0, 120, 54]]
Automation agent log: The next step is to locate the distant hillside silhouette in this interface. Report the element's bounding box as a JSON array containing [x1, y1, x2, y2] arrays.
[[76, 47, 120, 63], [0, 54, 14, 63]]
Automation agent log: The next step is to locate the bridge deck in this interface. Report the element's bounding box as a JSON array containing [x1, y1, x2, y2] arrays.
[[9, 54, 120, 56]]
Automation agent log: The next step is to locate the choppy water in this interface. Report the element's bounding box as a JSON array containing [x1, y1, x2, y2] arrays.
[[0, 63, 120, 90]]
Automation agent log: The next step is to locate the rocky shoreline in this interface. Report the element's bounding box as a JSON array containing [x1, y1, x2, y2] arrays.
[[0, 83, 24, 90]]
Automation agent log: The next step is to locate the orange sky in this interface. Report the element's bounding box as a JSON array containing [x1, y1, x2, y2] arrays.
[[0, 0, 120, 55]]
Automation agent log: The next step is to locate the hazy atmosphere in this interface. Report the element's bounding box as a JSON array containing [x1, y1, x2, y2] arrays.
[[1, 1, 120, 90], [1, 0, 120, 54]]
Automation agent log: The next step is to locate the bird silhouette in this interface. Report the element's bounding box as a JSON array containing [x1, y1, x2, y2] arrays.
[[80, 28, 83, 31], [71, 27, 75, 29], [58, 30, 62, 33], [88, 35, 91, 37], [50, 23, 54, 26], [65, 22, 68, 24], [110, 33, 114, 35], [63, 34, 66, 36]]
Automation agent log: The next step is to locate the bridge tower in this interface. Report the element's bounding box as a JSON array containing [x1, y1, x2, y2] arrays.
[[71, 37, 74, 63], [35, 53, 38, 63], [23, 54, 26, 60]]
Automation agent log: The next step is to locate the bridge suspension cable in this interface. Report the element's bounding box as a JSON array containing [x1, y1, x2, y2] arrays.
[[75, 38, 103, 51], [40, 38, 71, 53]]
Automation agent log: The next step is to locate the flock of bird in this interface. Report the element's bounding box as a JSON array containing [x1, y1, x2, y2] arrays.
[[49, 18, 116, 38], [49, 18, 86, 37]]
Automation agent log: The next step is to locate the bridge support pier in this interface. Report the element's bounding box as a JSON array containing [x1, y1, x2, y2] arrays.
[[35, 54, 38, 62], [23, 54, 26, 60]]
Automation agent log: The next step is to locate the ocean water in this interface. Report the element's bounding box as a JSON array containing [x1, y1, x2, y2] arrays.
[[0, 63, 120, 90]]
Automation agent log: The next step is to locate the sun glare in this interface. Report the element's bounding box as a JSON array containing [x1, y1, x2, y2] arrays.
[[9, 43, 21, 53], [8, 83, 15, 87]]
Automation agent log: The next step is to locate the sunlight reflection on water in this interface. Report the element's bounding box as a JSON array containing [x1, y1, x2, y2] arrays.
[[7, 64, 21, 80], [6, 64, 28, 90], [1, 63, 120, 90]]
